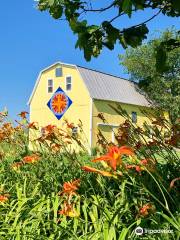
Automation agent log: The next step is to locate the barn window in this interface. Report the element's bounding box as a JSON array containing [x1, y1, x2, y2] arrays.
[[66, 76, 72, 91], [72, 127, 78, 136], [132, 112, 137, 123], [55, 67, 62, 77], [48, 79, 53, 93]]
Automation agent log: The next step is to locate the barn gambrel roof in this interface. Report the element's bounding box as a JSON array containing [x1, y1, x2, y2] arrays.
[[28, 62, 151, 107], [77, 66, 150, 107]]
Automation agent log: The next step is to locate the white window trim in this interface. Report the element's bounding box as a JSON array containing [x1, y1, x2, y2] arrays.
[[97, 123, 119, 127], [65, 75, 72, 91], [47, 79, 53, 94]]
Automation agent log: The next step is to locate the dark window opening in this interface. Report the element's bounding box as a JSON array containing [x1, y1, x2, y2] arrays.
[[55, 67, 62, 77], [66, 76, 72, 91], [72, 127, 78, 136], [48, 79, 53, 93], [132, 112, 137, 123]]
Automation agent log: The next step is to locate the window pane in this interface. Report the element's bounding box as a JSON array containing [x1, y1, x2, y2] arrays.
[[66, 77, 72, 90], [132, 112, 137, 123], [72, 127, 78, 135], [48, 87, 53, 93], [66, 84, 71, 91], [56, 68, 62, 77], [66, 76, 71, 84], [48, 79, 53, 86], [48, 79, 53, 93]]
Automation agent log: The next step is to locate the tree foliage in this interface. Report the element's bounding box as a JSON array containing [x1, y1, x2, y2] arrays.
[[120, 29, 180, 122], [36, 0, 180, 61]]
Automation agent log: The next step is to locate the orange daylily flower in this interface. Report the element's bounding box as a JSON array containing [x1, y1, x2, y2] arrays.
[[58, 202, 79, 217], [28, 122, 38, 130], [135, 165, 142, 172], [139, 203, 154, 217], [92, 146, 134, 171], [18, 111, 29, 119], [117, 146, 135, 156], [140, 158, 156, 172], [126, 164, 135, 169], [82, 166, 114, 177], [0, 194, 9, 203], [44, 124, 56, 133], [41, 125, 57, 138], [140, 159, 148, 165], [126, 158, 155, 173], [59, 179, 80, 197], [22, 154, 40, 164], [126, 164, 143, 172]]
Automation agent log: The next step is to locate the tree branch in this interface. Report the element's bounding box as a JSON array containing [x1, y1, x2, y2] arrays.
[[120, 9, 162, 32], [82, 2, 115, 12]]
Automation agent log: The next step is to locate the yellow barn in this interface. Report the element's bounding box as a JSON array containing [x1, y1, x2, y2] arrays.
[[28, 62, 151, 153]]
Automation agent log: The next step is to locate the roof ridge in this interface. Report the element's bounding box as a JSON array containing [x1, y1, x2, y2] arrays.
[[77, 65, 134, 83]]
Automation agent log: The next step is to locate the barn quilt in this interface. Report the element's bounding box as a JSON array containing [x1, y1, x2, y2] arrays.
[[47, 87, 72, 120]]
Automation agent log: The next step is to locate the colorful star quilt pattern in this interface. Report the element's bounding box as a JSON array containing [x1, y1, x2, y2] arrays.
[[47, 87, 72, 120]]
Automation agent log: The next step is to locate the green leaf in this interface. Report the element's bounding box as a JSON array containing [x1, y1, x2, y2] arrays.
[[50, 5, 63, 19], [122, 0, 133, 17], [157, 212, 180, 231], [123, 24, 149, 47], [87, 25, 99, 34], [155, 45, 168, 73], [48, 0, 55, 7], [118, 228, 129, 240]]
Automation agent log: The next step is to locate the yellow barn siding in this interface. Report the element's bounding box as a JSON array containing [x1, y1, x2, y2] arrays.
[[29, 62, 164, 153], [98, 125, 113, 142], [92, 99, 151, 147], [30, 64, 91, 151]]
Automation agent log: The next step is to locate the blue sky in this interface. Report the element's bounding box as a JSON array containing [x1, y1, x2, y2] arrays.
[[0, 0, 179, 118]]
